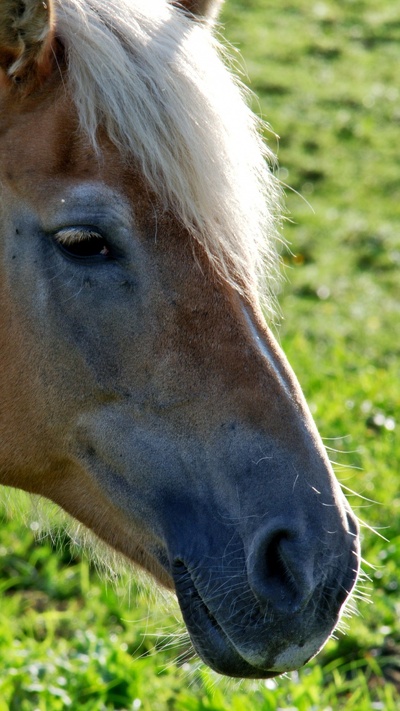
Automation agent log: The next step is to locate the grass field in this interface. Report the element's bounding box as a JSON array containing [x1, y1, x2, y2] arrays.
[[1, 0, 399, 708]]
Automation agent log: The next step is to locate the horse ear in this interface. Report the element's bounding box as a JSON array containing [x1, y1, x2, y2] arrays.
[[173, 1, 224, 21], [0, 0, 55, 90]]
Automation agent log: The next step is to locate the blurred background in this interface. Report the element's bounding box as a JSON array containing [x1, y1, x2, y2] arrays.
[[0, 1, 399, 708]]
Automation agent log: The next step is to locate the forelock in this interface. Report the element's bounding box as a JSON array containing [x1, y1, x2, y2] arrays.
[[55, 0, 282, 314]]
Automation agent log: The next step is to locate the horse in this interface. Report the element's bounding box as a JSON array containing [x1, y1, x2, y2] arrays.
[[0, 0, 360, 679]]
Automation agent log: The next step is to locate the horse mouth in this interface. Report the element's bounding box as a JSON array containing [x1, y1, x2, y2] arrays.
[[172, 560, 277, 678]]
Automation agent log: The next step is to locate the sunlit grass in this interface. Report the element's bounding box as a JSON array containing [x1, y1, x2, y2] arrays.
[[0, 0, 399, 708]]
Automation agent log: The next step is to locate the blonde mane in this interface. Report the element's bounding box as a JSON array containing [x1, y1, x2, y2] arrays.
[[55, 0, 281, 312]]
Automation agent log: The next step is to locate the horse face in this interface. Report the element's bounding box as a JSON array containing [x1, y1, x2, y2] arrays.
[[0, 88, 359, 677], [0, 0, 360, 678]]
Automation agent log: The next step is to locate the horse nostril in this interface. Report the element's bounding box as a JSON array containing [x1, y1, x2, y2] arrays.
[[266, 531, 295, 587], [248, 522, 315, 614]]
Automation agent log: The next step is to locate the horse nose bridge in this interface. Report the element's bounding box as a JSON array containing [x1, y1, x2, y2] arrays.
[[222, 303, 319, 433]]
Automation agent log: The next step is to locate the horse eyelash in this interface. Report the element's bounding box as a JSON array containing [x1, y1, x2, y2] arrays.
[[53, 227, 103, 246], [53, 228, 112, 260]]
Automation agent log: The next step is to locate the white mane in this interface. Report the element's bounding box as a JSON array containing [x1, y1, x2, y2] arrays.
[[55, 0, 281, 312]]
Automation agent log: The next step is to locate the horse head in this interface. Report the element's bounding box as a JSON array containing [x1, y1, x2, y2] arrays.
[[0, 0, 359, 677]]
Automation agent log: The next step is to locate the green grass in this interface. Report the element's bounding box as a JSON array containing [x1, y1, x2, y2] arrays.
[[1, 0, 399, 708]]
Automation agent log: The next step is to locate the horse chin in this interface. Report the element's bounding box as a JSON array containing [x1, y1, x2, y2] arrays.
[[174, 586, 328, 679], [181, 603, 278, 679], [171, 558, 343, 679]]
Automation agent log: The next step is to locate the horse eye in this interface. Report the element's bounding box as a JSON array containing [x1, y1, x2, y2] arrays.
[[54, 228, 112, 260]]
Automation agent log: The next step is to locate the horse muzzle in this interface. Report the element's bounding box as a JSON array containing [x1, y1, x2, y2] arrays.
[[171, 511, 360, 678]]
